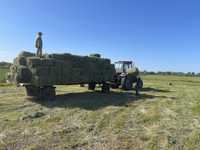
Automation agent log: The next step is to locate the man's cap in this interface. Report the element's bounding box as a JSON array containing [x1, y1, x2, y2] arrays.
[[37, 32, 43, 36]]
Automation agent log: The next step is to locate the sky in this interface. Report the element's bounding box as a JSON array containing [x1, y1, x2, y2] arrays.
[[0, 0, 200, 73]]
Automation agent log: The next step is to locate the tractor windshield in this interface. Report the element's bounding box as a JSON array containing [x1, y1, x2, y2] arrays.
[[115, 63, 123, 69], [124, 63, 133, 70], [114, 63, 123, 73], [115, 61, 133, 73]]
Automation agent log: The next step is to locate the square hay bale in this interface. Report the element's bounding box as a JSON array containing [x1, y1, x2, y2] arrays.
[[40, 58, 56, 66], [27, 57, 41, 67], [19, 51, 35, 57]]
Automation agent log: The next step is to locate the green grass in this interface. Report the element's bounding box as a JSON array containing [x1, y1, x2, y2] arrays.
[[0, 75, 200, 149], [0, 68, 9, 82]]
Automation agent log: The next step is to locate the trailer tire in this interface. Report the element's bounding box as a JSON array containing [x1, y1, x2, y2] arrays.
[[102, 83, 110, 93], [88, 83, 96, 90]]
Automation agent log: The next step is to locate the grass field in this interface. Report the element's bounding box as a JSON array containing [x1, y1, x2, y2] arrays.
[[0, 75, 200, 150], [0, 68, 9, 82]]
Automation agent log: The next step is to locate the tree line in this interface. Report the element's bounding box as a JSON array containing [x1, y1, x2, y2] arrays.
[[141, 71, 200, 77], [0, 62, 11, 68]]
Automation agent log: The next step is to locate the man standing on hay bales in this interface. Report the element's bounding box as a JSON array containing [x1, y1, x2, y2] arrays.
[[35, 32, 43, 57]]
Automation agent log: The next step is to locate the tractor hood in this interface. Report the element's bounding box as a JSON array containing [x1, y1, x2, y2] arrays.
[[126, 67, 139, 76]]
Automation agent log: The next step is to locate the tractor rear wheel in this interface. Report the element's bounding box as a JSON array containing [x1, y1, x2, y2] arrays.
[[135, 78, 143, 96], [136, 78, 143, 89]]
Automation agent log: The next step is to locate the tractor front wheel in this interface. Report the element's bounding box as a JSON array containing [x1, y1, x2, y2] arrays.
[[121, 78, 133, 90]]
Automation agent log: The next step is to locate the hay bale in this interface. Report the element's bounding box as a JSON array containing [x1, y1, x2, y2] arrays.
[[27, 57, 41, 67], [40, 58, 55, 66], [19, 51, 35, 57], [17, 66, 32, 83], [16, 56, 27, 66]]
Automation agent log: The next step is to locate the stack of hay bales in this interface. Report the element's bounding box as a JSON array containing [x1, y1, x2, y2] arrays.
[[47, 53, 115, 84], [11, 51, 115, 87]]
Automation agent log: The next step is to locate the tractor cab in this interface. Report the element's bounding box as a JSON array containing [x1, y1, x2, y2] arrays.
[[114, 61, 134, 74]]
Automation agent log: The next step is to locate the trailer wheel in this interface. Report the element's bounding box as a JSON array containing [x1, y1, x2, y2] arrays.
[[25, 86, 56, 100], [40, 86, 56, 100], [80, 84, 85, 87], [25, 85, 40, 100], [102, 83, 110, 93], [88, 83, 96, 90]]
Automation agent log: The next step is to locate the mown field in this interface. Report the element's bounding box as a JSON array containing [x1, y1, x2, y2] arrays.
[[0, 75, 200, 150]]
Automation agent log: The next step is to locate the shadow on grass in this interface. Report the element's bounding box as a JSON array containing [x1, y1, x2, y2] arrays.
[[32, 91, 168, 110], [141, 87, 171, 93]]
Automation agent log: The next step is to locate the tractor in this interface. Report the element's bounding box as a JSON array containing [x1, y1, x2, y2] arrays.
[[112, 61, 143, 95]]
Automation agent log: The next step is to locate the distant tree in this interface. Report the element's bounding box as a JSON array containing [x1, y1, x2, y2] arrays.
[[197, 73, 200, 76], [0, 62, 11, 68], [140, 70, 199, 77], [148, 71, 156, 75]]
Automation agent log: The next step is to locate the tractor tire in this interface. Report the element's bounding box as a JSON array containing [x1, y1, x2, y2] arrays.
[[121, 78, 133, 90], [121, 78, 126, 89], [135, 78, 143, 96], [136, 78, 143, 89]]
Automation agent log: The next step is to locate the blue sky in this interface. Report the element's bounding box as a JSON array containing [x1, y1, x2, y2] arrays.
[[0, 0, 200, 72]]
